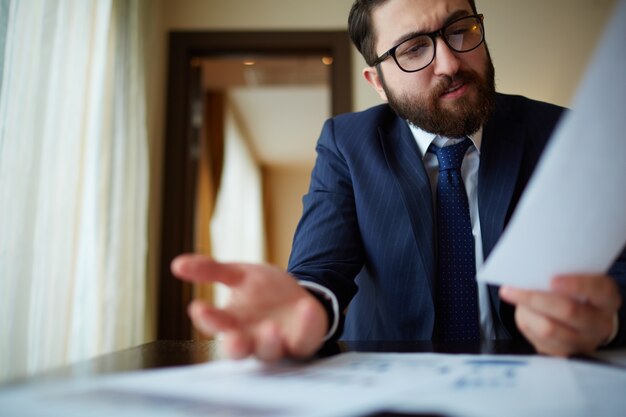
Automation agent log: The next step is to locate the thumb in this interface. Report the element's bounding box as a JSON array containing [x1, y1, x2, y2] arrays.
[[285, 295, 328, 358]]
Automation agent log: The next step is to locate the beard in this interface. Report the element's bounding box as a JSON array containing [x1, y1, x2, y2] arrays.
[[382, 50, 496, 138]]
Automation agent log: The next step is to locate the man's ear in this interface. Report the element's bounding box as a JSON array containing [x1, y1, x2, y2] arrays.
[[363, 66, 388, 102]]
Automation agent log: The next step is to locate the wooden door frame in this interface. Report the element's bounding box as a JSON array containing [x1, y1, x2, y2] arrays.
[[158, 31, 353, 340]]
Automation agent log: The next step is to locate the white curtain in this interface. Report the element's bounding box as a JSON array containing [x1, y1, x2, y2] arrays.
[[0, 0, 149, 382], [210, 100, 266, 307]]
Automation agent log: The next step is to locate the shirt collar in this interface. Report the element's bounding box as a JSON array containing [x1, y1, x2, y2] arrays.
[[408, 122, 483, 159]]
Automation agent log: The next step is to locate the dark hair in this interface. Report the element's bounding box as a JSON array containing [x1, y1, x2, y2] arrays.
[[348, 0, 478, 66]]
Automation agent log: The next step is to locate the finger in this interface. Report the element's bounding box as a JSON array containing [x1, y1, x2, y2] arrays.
[[500, 286, 552, 311], [499, 285, 531, 304], [501, 286, 597, 332], [171, 254, 245, 286], [286, 296, 327, 358], [551, 275, 622, 311], [515, 305, 592, 356], [502, 288, 614, 354], [223, 331, 253, 360], [254, 320, 285, 362], [500, 286, 570, 317], [188, 300, 240, 335]]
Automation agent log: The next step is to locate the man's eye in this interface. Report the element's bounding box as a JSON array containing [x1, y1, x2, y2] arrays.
[[399, 41, 429, 56], [450, 27, 469, 36]]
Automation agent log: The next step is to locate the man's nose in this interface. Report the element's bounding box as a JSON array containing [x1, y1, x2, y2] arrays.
[[431, 37, 461, 77]]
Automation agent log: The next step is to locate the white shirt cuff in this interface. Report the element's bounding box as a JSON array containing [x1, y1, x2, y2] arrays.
[[299, 281, 340, 342]]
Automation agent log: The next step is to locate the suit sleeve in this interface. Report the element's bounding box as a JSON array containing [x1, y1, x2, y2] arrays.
[[287, 118, 365, 330]]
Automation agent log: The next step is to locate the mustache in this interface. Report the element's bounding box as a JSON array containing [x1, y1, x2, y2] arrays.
[[431, 70, 482, 98]]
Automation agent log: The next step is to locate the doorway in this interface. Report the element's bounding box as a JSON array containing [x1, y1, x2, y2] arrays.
[[158, 31, 353, 340]]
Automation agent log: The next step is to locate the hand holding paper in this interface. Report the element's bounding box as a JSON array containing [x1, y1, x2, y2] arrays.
[[499, 274, 621, 356], [477, 0, 626, 290], [477, 0, 626, 355]]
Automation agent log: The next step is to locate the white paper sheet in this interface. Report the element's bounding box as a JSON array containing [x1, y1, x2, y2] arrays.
[[477, 0, 626, 289], [3, 352, 626, 417]]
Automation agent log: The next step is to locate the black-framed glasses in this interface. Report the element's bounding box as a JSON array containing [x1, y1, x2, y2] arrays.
[[372, 14, 485, 73]]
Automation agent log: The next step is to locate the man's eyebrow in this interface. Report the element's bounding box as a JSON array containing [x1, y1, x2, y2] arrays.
[[389, 9, 472, 47], [443, 9, 472, 26]]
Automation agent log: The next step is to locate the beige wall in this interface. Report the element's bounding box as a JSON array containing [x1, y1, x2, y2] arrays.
[[144, 0, 618, 338], [263, 167, 312, 269], [161, 0, 618, 108]]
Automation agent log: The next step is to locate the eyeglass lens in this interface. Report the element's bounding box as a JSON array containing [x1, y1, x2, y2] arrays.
[[394, 16, 483, 72]]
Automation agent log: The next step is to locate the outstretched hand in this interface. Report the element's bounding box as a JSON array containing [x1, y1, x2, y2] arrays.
[[171, 254, 328, 361], [500, 274, 621, 356]]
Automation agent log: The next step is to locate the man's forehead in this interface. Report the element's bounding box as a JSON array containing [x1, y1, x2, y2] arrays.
[[372, 0, 474, 50]]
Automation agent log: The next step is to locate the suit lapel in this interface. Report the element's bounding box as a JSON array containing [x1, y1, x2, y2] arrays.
[[478, 96, 527, 339], [478, 105, 526, 258], [379, 114, 436, 297]]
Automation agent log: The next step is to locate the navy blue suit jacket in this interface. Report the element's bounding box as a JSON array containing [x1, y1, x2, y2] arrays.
[[288, 93, 626, 346]]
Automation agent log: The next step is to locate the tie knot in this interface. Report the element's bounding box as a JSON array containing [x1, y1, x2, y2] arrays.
[[430, 137, 472, 171]]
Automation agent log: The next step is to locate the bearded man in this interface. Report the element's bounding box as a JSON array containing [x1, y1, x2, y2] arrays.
[[172, 0, 626, 361]]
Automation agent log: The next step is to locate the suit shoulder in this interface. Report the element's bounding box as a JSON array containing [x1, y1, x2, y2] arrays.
[[496, 93, 566, 124], [331, 104, 397, 130], [316, 104, 401, 152]]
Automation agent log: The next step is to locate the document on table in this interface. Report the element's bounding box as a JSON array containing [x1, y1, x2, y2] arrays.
[[477, 0, 626, 289], [3, 352, 626, 417]]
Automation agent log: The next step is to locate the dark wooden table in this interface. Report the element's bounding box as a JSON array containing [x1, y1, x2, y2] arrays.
[[21, 339, 537, 382]]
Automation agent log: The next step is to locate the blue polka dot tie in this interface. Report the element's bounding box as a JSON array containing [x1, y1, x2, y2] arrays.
[[429, 138, 480, 342]]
